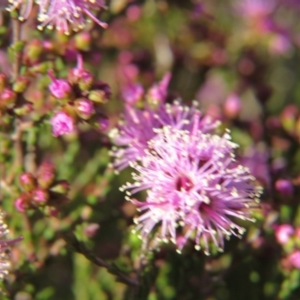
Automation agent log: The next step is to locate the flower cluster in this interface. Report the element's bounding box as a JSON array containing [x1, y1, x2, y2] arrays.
[[15, 162, 69, 214], [49, 55, 110, 137], [0, 211, 22, 279], [7, 0, 107, 34]]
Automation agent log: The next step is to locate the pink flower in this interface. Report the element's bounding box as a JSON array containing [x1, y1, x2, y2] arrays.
[[235, 0, 276, 19], [288, 251, 300, 269], [51, 111, 74, 137], [275, 224, 294, 244], [122, 126, 261, 253]]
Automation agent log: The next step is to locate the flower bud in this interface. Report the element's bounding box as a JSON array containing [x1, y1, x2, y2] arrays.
[[147, 73, 171, 106], [32, 189, 49, 205], [51, 111, 75, 137], [275, 224, 294, 244], [50, 180, 69, 195], [84, 223, 100, 238], [89, 90, 107, 103], [13, 76, 30, 93], [224, 93, 241, 119], [13, 103, 33, 116], [122, 83, 144, 105], [24, 39, 43, 64], [48, 72, 72, 99], [0, 89, 17, 108], [68, 54, 93, 90], [29, 62, 54, 74], [75, 98, 94, 120], [275, 179, 294, 196], [74, 32, 92, 51], [15, 194, 31, 212], [37, 162, 56, 189], [19, 172, 36, 192], [288, 251, 300, 269], [280, 105, 298, 134]]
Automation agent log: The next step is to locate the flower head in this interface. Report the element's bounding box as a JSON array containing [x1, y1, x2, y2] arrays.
[[37, 0, 107, 34], [122, 126, 261, 253], [51, 111, 74, 137], [110, 101, 218, 171]]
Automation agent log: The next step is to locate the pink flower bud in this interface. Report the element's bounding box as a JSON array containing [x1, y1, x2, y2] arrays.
[[50, 180, 69, 195], [15, 195, 29, 212], [37, 162, 56, 189], [224, 93, 242, 118], [51, 111, 74, 137], [48, 72, 72, 99], [275, 224, 294, 244], [13, 76, 30, 93], [19, 172, 36, 192], [84, 223, 100, 238], [148, 73, 171, 105], [68, 54, 93, 90], [75, 99, 94, 119], [32, 189, 48, 204], [275, 179, 294, 196], [288, 251, 300, 269], [0, 89, 17, 108], [122, 84, 144, 105]]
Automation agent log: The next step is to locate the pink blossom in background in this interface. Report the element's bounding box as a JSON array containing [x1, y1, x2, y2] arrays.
[[275, 224, 294, 244], [235, 0, 276, 19], [51, 111, 74, 137], [224, 93, 242, 118], [288, 251, 300, 269], [275, 179, 294, 196]]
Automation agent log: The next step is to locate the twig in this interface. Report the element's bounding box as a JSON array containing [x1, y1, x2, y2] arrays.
[[64, 233, 139, 287]]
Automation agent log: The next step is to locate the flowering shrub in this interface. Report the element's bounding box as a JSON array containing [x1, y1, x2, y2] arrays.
[[0, 0, 300, 299]]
